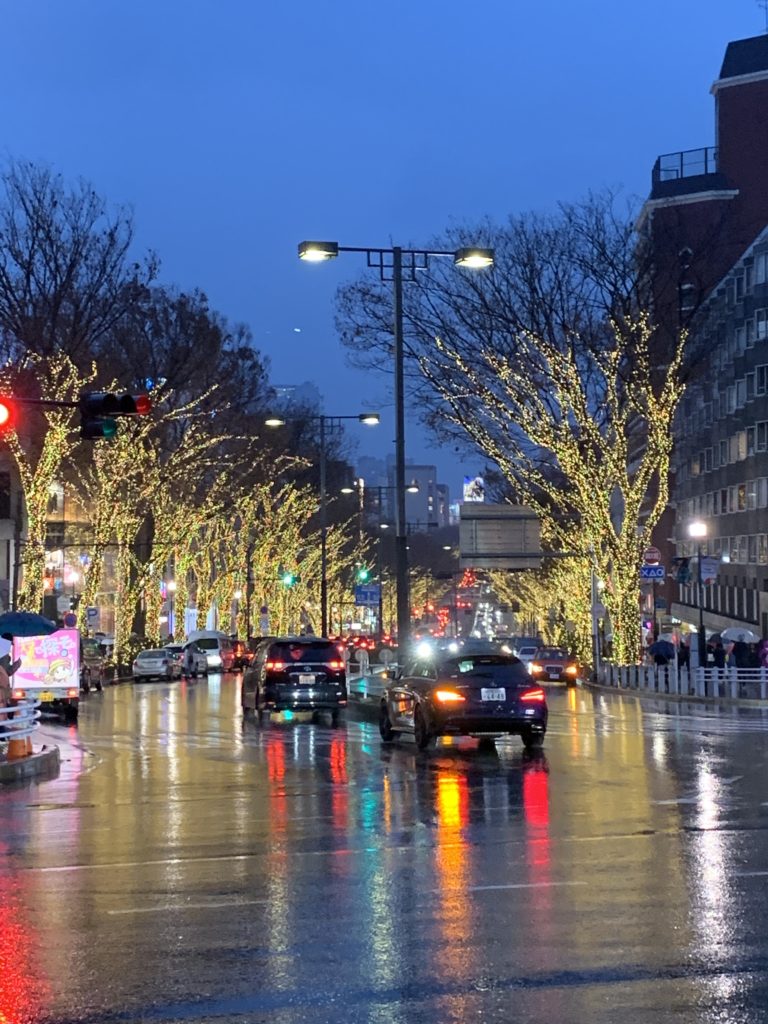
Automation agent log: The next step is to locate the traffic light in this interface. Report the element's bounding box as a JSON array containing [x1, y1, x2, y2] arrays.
[[78, 391, 151, 440], [280, 569, 298, 588], [0, 397, 15, 433], [355, 566, 371, 583]]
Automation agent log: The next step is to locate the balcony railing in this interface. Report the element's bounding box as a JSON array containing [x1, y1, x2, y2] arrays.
[[652, 146, 718, 187]]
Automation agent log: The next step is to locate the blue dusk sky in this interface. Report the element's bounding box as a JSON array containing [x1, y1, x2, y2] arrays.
[[0, 1, 761, 497]]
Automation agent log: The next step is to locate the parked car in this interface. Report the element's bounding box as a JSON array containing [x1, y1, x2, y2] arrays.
[[379, 650, 547, 752], [529, 647, 580, 684], [132, 648, 182, 682], [241, 636, 347, 725], [182, 643, 208, 678], [163, 644, 186, 676], [187, 631, 235, 672]]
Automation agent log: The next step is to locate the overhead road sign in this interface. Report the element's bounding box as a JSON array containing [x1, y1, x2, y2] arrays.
[[459, 505, 541, 570]]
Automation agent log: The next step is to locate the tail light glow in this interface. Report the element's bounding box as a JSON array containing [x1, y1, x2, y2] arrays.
[[521, 687, 546, 703], [265, 661, 286, 671], [326, 660, 344, 670], [434, 689, 466, 704], [12, 689, 24, 699], [66, 688, 79, 698]]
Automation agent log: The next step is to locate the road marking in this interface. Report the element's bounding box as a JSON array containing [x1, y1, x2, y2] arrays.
[[437, 881, 587, 894], [108, 897, 269, 915]]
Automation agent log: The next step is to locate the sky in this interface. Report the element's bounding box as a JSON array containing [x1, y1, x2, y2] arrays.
[[0, 0, 762, 498]]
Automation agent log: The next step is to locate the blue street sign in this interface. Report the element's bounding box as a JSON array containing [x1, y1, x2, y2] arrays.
[[354, 584, 381, 607], [640, 565, 665, 580]]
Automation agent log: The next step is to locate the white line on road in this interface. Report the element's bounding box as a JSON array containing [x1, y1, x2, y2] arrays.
[[434, 881, 587, 894], [108, 898, 270, 915]]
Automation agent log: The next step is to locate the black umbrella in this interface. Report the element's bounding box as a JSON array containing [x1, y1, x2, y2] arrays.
[[0, 611, 58, 637], [648, 640, 675, 660]]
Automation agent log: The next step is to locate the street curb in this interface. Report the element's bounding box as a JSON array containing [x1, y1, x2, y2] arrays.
[[586, 680, 768, 709], [0, 745, 60, 783]]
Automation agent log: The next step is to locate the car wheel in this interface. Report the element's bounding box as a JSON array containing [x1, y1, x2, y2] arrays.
[[414, 706, 434, 752], [521, 728, 545, 751], [379, 703, 396, 742], [478, 736, 496, 752]]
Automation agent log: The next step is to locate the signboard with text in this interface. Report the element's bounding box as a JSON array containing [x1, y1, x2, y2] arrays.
[[12, 628, 80, 694]]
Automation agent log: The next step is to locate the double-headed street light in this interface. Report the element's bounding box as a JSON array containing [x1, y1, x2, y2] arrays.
[[688, 519, 708, 667], [299, 239, 494, 650], [266, 412, 379, 637]]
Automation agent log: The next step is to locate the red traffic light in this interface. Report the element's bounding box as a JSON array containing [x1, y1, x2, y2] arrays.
[[0, 397, 15, 432], [134, 394, 151, 416]]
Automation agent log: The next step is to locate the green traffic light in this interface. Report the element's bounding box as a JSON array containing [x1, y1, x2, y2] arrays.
[[102, 418, 118, 439], [356, 567, 371, 583], [281, 571, 297, 587]]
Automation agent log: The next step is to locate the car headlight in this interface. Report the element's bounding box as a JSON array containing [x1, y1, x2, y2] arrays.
[[566, 665, 578, 675], [529, 662, 542, 673]]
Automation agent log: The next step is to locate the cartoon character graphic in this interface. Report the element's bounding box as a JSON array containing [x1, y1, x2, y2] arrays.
[[45, 657, 74, 688]]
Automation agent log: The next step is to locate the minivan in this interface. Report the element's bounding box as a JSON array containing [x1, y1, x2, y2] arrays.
[[186, 631, 235, 672]]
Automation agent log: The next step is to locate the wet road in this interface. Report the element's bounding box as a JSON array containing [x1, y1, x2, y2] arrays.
[[4, 678, 768, 1022]]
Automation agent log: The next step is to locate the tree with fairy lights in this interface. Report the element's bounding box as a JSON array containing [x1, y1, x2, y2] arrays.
[[337, 194, 687, 663]]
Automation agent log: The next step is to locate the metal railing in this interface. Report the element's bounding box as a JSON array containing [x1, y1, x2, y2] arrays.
[[0, 699, 41, 752], [599, 663, 768, 700], [652, 146, 718, 186]]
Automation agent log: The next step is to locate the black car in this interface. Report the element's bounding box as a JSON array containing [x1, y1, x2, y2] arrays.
[[241, 636, 347, 725], [379, 652, 547, 752]]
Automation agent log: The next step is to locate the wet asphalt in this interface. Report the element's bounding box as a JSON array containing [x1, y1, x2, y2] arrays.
[[3, 676, 768, 1023]]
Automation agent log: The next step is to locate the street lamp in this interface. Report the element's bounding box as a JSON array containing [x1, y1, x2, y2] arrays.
[[298, 238, 494, 651], [688, 520, 708, 667], [266, 412, 380, 636]]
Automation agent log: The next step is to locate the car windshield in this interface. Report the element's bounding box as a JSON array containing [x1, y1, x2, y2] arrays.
[[271, 641, 339, 661], [538, 648, 567, 659], [139, 650, 166, 659], [195, 639, 220, 651], [518, 647, 538, 656], [165, 646, 183, 654], [440, 655, 525, 683]]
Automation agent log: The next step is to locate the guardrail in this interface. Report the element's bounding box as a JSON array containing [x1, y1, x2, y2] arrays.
[[0, 699, 41, 759], [598, 663, 768, 700]]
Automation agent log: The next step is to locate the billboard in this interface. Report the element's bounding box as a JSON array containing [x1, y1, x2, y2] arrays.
[[12, 629, 80, 692], [463, 475, 486, 503]]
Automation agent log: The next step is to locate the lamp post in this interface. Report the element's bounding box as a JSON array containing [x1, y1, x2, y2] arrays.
[[341, 478, 419, 640], [298, 239, 493, 652], [267, 412, 380, 636], [688, 520, 707, 667]]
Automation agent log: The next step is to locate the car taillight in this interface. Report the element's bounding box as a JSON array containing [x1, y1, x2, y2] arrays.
[[327, 660, 344, 670], [566, 665, 578, 675], [434, 689, 465, 704], [520, 687, 546, 703], [265, 661, 285, 671], [12, 689, 24, 699], [67, 688, 78, 698]]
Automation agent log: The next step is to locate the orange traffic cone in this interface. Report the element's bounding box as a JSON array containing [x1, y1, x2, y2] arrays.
[[6, 736, 28, 760]]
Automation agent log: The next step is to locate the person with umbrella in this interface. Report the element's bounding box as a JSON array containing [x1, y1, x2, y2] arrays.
[[648, 639, 675, 666]]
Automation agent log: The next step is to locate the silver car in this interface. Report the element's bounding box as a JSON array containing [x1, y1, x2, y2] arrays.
[[132, 648, 181, 682]]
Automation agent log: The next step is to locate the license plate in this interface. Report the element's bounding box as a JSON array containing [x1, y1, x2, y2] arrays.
[[548, 671, 560, 679], [39, 691, 54, 702], [481, 688, 506, 702], [299, 674, 316, 684]]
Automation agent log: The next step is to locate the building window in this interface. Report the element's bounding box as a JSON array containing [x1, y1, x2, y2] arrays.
[[721, 489, 728, 514], [719, 439, 728, 465], [748, 428, 756, 456], [749, 535, 758, 563], [748, 481, 758, 509], [760, 479, 768, 508], [737, 379, 747, 406], [736, 272, 745, 300], [739, 536, 748, 562], [713, 537, 722, 556], [759, 423, 768, 452], [737, 324, 747, 350], [738, 483, 747, 511], [760, 535, 768, 565], [691, 455, 701, 476], [759, 366, 768, 395], [757, 253, 768, 284], [727, 385, 737, 413], [757, 309, 768, 341], [747, 373, 756, 401]]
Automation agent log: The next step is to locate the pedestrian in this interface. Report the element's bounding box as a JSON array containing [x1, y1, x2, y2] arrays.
[[759, 638, 768, 668], [713, 641, 726, 670], [732, 639, 750, 669], [747, 643, 761, 669], [678, 639, 690, 670]]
